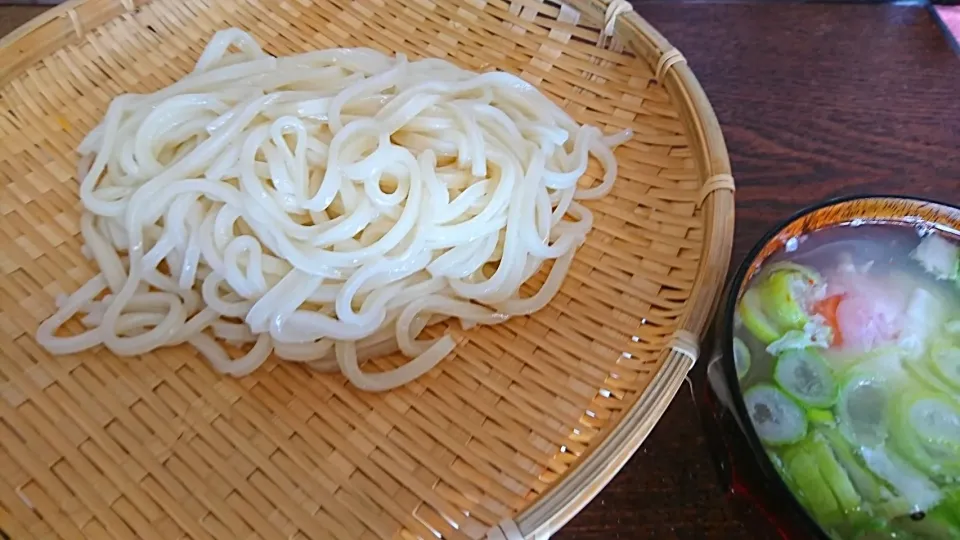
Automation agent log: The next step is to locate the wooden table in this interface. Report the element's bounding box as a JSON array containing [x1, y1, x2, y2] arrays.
[[563, 3, 960, 539], [1, 2, 958, 538]]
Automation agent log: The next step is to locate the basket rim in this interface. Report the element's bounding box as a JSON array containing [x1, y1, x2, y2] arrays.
[[0, 1, 735, 538]]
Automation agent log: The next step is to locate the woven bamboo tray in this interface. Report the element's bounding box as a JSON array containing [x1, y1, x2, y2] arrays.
[[0, 0, 734, 538]]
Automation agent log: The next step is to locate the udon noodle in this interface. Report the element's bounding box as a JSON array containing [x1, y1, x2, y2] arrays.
[[36, 28, 631, 391]]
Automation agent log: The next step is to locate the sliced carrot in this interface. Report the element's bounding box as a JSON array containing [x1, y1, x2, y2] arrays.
[[812, 294, 844, 347]]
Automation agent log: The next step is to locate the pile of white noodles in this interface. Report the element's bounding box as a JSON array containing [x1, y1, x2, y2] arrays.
[[36, 29, 630, 391]]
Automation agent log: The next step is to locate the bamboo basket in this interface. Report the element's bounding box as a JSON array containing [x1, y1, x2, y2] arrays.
[[0, 0, 734, 538]]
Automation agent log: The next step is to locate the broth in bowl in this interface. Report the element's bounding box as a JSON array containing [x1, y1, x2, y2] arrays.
[[735, 223, 960, 539]]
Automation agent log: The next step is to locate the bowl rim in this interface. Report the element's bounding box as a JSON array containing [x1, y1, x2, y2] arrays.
[[720, 193, 960, 539]]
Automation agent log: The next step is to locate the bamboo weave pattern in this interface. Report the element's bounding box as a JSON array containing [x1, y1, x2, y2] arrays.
[[0, 0, 717, 538]]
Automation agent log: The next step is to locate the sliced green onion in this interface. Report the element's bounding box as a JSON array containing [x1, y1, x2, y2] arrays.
[[739, 288, 781, 344], [860, 445, 942, 514], [767, 450, 790, 481], [896, 398, 960, 482], [892, 504, 960, 538], [838, 376, 890, 447], [930, 345, 960, 391], [898, 288, 945, 360], [909, 395, 960, 450], [821, 427, 884, 504], [738, 263, 823, 346], [947, 320, 960, 335], [846, 519, 897, 540], [807, 408, 836, 425], [808, 432, 862, 515], [887, 391, 960, 479], [937, 489, 960, 529], [843, 347, 906, 381], [733, 337, 751, 380], [783, 443, 843, 525], [744, 384, 807, 446], [892, 411, 944, 481], [763, 261, 824, 286], [775, 348, 838, 408], [759, 270, 810, 332], [906, 351, 957, 396]]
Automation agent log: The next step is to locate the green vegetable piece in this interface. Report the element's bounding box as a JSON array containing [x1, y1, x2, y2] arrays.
[[775, 348, 839, 408], [938, 489, 960, 527], [766, 450, 797, 489], [783, 444, 843, 526], [892, 504, 960, 539], [909, 394, 960, 450], [733, 337, 751, 380], [739, 288, 781, 344], [807, 408, 836, 425], [947, 320, 960, 335], [906, 348, 958, 396], [838, 376, 890, 447], [860, 445, 942, 515], [744, 384, 807, 446], [834, 508, 891, 540], [930, 502, 960, 534], [840, 347, 906, 382], [891, 392, 960, 480], [929, 345, 960, 391], [821, 428, 885, 504], [899, 288, 946, 360], [873, 498, 918, 521], [760, 270, 810, 332], [739, 264, 822, 346], [764, 261, 825, 287], [850, 520, 899, 540], [808, 433, 862, 515]]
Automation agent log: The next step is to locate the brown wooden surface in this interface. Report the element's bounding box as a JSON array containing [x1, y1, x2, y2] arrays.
[[1, 2, 958, 538], [562, 3, 960, 539], [0, 5, 43, 36]]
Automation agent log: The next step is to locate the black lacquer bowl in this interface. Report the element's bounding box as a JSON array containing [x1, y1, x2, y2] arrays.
[[698, 195, 960, 540]]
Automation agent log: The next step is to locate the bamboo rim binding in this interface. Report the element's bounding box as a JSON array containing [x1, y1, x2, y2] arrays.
[[668, 329, 700, 365], [594, 1, 688, 85], [486, 519, 524, 540], [0, 0, 734, 538], [655, 48, 686, 82], [67, 0, 136, 39], [596, 0, 632, 50], [700, 173, 736, 206]]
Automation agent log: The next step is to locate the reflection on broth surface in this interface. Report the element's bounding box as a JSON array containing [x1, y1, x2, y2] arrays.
[[734, 223, 960, 539]]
